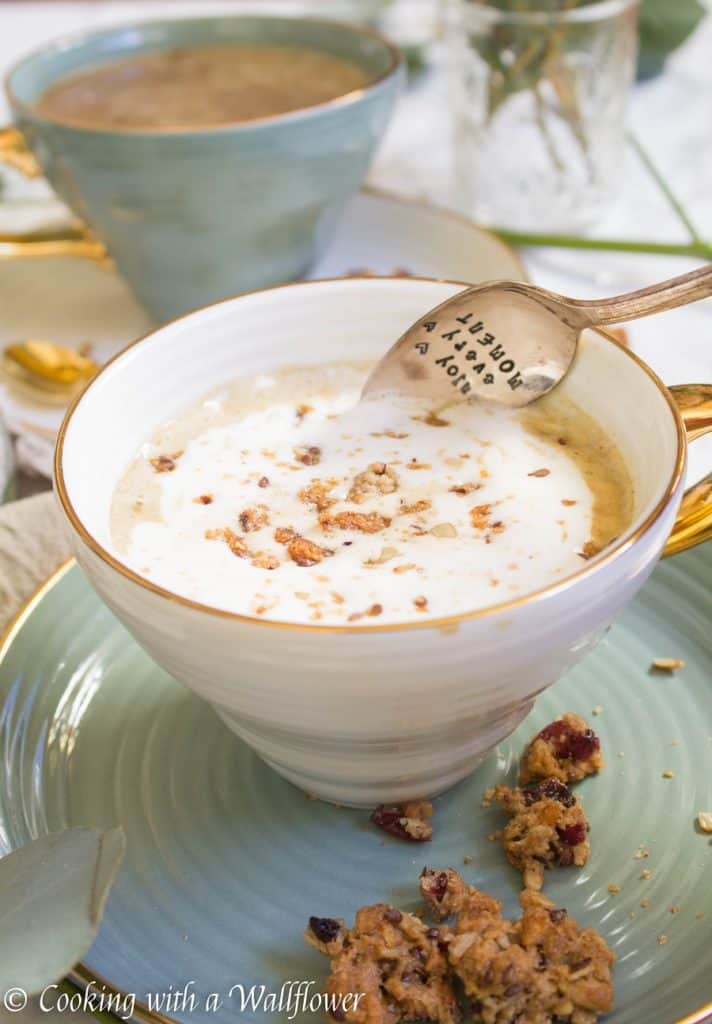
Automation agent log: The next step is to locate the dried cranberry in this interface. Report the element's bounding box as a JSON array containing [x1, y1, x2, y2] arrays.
[[523, 779, 576, 808], [426, 927, 440, 940], [372, 806, 408, 840], [538, 720, 570, 743], [420, 867, 449, 900], [556, 823, 587, 846], [549, 908, 567, 923], [371, 805, 430, 842], [538, 720, 600, 763], [384, 907, 403, 924], [309, 916, 341, 944], [564, 728, 599, 761]]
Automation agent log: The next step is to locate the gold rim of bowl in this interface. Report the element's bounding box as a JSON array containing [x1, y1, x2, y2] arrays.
[[54, 273, 687, 635], [4, 14, 403, 136]]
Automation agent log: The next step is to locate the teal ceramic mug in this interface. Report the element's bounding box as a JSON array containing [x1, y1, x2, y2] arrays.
[[0, 16, 403, 321]]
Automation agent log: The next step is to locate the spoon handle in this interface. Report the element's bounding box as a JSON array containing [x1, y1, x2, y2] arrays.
[[570, 264, 712, 327]]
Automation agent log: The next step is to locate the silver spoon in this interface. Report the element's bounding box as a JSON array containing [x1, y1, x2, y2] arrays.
[[363, 265, 712, 408]]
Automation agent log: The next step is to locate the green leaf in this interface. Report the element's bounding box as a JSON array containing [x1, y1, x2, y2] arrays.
[[638, 0, 705, 80], [0, 827, 126, 998]]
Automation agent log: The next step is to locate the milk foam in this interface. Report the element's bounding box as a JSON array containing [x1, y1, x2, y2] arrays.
[[111, 363, 632, 625]]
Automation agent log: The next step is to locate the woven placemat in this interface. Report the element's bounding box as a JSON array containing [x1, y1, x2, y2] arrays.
[[0, 492, 71, 633]]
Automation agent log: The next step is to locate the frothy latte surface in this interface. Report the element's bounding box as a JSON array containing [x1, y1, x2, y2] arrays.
[[110, 363, 633, 625], [34, 43, 370, 130]]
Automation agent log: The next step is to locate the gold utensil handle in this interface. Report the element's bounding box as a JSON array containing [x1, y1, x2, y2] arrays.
[[0, 125, 109, 265], [0, 125, 42, 177], [664, 384, 712, 556], [0, 226, 109, 263]]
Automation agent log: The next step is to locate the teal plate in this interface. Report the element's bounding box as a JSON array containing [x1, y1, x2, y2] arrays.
[[0, 552, 711, 1024]]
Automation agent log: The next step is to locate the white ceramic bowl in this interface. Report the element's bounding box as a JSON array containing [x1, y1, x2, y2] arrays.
[[55, 277, 710, 807]]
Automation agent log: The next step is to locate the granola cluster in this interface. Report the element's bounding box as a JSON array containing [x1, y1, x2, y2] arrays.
[[307, 870, 614, 1024], [305, 904, 460, 1024], [302, 714, 611, 1022], [492, 780, 590, 892], [371, 801, 434, 842], [420, 870, 614, 1024], [520, 714, 603, 785]]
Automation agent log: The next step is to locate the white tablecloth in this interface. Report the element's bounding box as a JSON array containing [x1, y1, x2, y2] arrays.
[[0, 3, 711, 1021]]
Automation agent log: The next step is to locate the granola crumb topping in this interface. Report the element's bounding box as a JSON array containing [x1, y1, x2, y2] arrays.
[[347, 603, 383, 622], [149, 451, 182, 473], [347, 462, 399, 503], [294, 444, 322, 466], [298, 479, 337, 512], [295, 403, 313, 421], [469, 503, 506, 540], [398, 498, 432, 515], [238, 505, 269, 532], [370, 429, 410, 439], [121, 363, 632, 627], [250, 552, 280, 570], [287, 536, 334, 567], [204, 527, 250, 558], [319, 510, 391, 534], [274, 526, 297, 545], [470, 503, 493, 530]]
